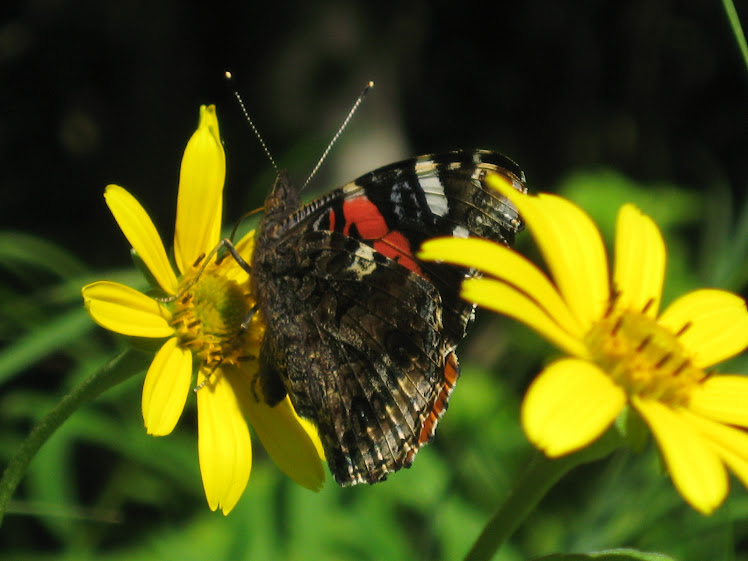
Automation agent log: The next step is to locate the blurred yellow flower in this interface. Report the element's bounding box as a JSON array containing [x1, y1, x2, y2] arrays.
[[82, 105, 324, 514], [419, 174, 748, 514]]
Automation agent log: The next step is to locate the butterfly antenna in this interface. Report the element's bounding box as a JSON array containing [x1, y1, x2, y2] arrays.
[[301, 80, 374, 191], [225, 71, 279, 175]]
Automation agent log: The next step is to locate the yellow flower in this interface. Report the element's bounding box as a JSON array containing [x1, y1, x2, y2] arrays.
[[81, 105, 324, 514], [419, 174, 748, 514]]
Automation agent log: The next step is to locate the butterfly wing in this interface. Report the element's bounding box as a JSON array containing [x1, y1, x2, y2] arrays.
[[257, 229, 456, 484], [252, 150, 526, 485], [287, 149, 526, 351]]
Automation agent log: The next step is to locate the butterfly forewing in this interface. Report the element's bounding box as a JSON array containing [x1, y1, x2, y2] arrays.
[[289, 150, 524, 346]]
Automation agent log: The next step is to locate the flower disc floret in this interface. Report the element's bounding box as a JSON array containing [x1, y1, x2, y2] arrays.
[[169, 266, 258, 367], [585, 310, 703, 406]]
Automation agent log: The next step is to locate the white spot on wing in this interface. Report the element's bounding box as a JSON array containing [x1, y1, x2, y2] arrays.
[[452, 225, 469, 238], [417, 175, 449, 218], [348, 244, 378, 279]]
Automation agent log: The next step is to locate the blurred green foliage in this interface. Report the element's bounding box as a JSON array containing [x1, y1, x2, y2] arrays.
[[1, 168, 746, 560]]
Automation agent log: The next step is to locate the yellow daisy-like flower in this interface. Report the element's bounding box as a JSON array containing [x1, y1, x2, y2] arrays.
[[419, 174, 748, 515], [81, 105, 324, 514]]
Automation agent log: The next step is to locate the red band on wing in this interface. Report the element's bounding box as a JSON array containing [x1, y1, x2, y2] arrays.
[[373, 232, 421, 275], [342, 196, 388, 238], [327, 209, 336, 231], [342, 196, 423, 275]]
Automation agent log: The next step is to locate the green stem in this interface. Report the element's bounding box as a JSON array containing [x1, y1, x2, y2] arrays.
[[723, 0, 748, 74], [0, 349, 147, 527], [463, 430, 623, 561]]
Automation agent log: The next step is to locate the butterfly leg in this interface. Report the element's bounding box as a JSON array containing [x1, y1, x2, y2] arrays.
[[152, 237, 251, 305], [214, 237, 252, 274]]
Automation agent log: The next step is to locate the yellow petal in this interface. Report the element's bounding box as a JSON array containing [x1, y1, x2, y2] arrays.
[[658, 289, 748, 368], [104, 185, 178, 294], [197, 366, 252, 515], [419, 237, 585, 339], [142, 337, 193, 436], [680, 410, 748, 495], [174, 105, 226, 275], [462, 278, 589, 358], [243, 392, 326, 491], [486, 175, 610, 330], [613, 204, 666, 316], [229, 362, 325, 490], [633, 397, 727, 514], [221, 230, 256, 285], [688, 375, 748, 428], [82, 281, 174, 338], [713, 445, 748, 495], [521, 358, 626, 457]]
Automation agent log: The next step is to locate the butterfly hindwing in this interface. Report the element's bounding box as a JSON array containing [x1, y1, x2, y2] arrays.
[[257, 228, 450, 484]]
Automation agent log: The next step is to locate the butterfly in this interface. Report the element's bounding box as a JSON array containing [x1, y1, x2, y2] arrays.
[[250, 149, 526, 485]]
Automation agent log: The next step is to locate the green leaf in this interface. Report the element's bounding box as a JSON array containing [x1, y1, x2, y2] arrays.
[[558, 170, 701, 241], [722, 0, 748, 74], [534, 548, 677, 560], [0, 308, 94, 388], [0, 231, 89, 279]]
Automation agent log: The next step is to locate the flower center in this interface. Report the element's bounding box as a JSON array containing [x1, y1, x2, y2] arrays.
[[585, 310, 704, 406], [169, 267, 264, 368]]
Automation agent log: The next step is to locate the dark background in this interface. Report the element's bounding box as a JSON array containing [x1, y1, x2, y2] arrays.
[[1, 0, 746, 269], [2, 2, 748, 557]]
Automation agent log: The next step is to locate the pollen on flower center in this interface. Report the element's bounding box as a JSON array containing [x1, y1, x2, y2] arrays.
[[585, 310, 705, 405], [169, 267, 261, 367]]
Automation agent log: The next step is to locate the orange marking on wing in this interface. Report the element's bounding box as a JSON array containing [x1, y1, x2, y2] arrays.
[[373, 232, 422, 275], [342, 197, 388, 238], [327, 209, 336, 231], [342, 196, 424, 276], [408, 352, 460, 464]]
